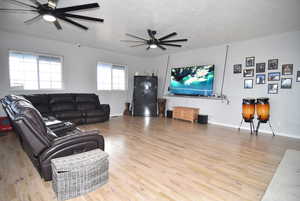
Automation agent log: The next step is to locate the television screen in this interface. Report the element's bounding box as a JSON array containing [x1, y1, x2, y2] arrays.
[[169, 64, 214, 96]]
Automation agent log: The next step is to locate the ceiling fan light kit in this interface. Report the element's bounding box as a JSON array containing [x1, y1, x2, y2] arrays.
[[0, 0, 104, 30], [149, 44, 158, 49], [124, 29, 188, 51], [43, 14, 56, 22]]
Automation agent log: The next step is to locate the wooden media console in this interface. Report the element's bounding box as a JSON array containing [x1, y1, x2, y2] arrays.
[[172, 106, 199, 122]]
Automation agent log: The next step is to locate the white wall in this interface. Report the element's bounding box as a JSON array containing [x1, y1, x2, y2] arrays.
[[152, 31, 300, 138], [0, 30, 154, 116], [1, 29, 299, 138]]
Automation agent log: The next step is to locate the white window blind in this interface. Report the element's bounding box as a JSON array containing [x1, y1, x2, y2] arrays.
[[9, 51, 63, 90], [97, 63, 126, 91]]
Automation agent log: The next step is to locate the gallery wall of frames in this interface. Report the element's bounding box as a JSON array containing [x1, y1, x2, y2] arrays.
[[233, 57, 300, 94]]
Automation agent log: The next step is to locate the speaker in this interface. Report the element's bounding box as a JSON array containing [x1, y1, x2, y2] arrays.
[[198, 115, 208, 124], [166, 110, 173, 118]]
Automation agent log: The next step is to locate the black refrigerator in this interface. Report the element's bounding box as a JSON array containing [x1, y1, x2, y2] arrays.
[[133, 76, 158, 117]]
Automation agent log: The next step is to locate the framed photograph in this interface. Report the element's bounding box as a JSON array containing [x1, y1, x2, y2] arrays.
[[268, 84, 278, 94], [244, 79, 253, 89], [245, 56, 255, 67], [297, 71, 300, 82], [268, 59, 278, 70], [256, 63, 266, 73], [256, 74, 266, 84], [281, 78, 292, 89], [268, 72, 280, 81], [282, 64, 293, 75], [233, 64, 242, 74], [243, 69, 254, 77]]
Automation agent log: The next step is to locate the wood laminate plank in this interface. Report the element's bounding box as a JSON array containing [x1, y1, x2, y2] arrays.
[[1, 116, 300, 201]]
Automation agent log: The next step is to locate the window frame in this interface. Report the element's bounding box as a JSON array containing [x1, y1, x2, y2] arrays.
[[97, 62, 128, 91], [8, 50, 64, 91]]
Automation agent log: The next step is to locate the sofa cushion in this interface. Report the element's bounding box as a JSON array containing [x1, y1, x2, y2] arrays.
[[51, 103, 75, 112], [85, 109, 105, 117], [75, 94, 98, 103], [35, 104, 50, 115], [23, 94, 49, 105], [54, 111, 82, 119], [49, 94, 74, 104], [77, 102, 96, 111]]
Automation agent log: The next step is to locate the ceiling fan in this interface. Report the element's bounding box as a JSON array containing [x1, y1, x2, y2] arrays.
[[122, 29, 188, 50], [0, 0, 104, 30]]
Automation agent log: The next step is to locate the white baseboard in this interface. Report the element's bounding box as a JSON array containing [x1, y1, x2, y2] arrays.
[[110, 113, 123, 117], [208, 120, 300, 139]]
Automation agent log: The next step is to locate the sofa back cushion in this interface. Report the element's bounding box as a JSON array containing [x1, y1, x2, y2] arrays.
[[23, 94, 50, 115], [49, 94, 76, 112], [75, 94, 99, 111]]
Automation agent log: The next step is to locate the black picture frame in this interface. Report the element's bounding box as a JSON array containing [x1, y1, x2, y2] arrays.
[[297, 71, 300, 82], [282, 64, 293, 75], [268, 59, 278, 70], [233, 64, 242, 74], [244, 79, 253, 89], [256, 74, 266, 84], [268, 72, 281, 81], [256, 63, 266, 73], [245, 56, 255, 67], [243, 69, 254, 77], [281, 78, 292, 89], [268, 83, 278, 94]]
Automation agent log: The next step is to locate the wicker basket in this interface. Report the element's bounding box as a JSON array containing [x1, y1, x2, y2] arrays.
[[51, 149, 109, 201]]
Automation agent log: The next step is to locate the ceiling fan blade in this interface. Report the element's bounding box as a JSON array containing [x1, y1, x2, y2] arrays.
[[161, 39, 188, 43], [0, 8, 37, 13], [126, 33, 148, 41], [57, 16, 88, 30], [159, 32, 177, 41], [4, 0, 37, 8], [54, 20, 62, 30], [121, 40, 145, 43], [60, 13, 103, 22], [130, 44, 146, 47], [147, 29, 155, 39], [24, 14, 41, 24], [157, 44, 167, 50], [54, 3, 99, 13], [28, 0, 41, 6], [160, 43, 182, 47]]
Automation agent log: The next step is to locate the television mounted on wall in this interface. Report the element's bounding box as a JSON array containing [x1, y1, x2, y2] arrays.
[[169, 64, 214, 96]]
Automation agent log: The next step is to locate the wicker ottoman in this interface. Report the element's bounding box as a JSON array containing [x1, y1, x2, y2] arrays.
[[51, 149, 109, 201]]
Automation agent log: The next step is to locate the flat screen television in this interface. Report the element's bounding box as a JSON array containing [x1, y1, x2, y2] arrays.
[[169, 64, 214, 96]]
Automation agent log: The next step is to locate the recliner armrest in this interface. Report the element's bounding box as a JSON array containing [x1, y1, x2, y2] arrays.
[[98, 104, 110, 115], [39, 129, 104, 162], [38, 129, 105, 181]]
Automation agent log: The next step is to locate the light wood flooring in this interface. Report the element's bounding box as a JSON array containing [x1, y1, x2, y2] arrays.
[[1, 116, 300, 201]]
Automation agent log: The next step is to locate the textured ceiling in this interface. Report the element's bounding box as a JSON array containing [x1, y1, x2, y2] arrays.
[[0, 0, 300, 57]]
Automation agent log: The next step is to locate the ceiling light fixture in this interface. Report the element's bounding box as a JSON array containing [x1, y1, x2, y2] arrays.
[[149, 44, 157, 49], [43, 14, 57, 22]]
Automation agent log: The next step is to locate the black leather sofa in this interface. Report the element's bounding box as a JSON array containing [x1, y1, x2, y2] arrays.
[[1, 95, 105, 181], [22, 93, 110, 125]]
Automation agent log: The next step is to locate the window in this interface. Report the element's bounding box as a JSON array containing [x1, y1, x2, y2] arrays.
[[9, 51, 63, 90], [97, 63, 126, 90]]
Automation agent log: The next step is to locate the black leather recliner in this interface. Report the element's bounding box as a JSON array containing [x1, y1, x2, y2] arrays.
[[1, 95, 105, 181], [22, 93, 110, 125]]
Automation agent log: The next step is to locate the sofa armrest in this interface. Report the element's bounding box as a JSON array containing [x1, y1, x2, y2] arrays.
[[38, 130, 105, 181], [99, 104, 110, 116]]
